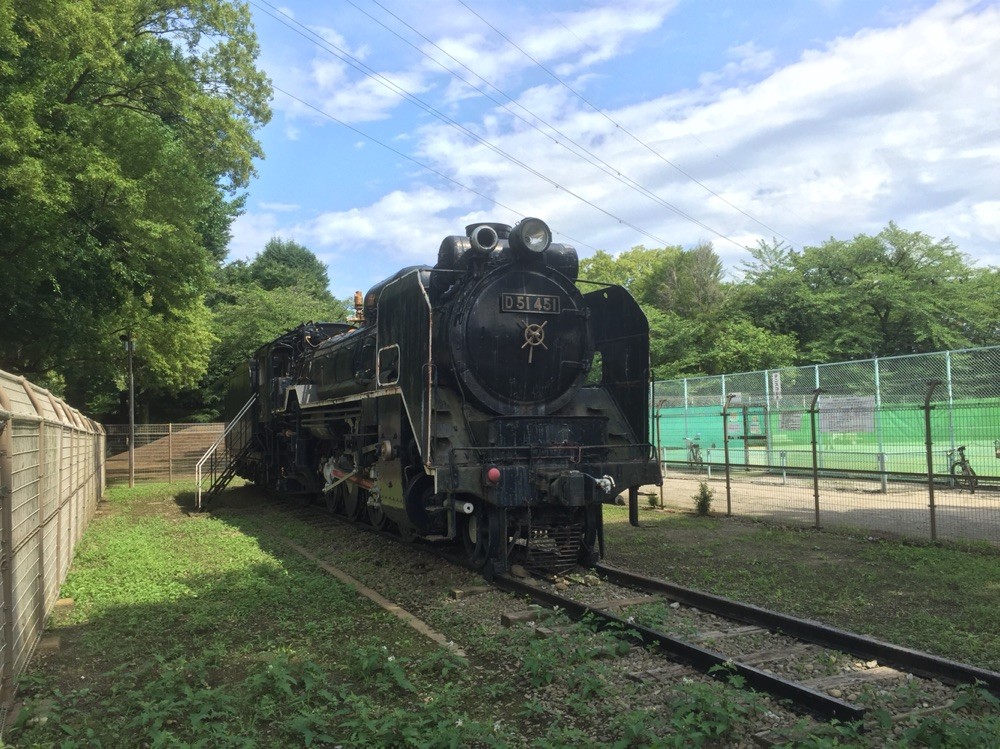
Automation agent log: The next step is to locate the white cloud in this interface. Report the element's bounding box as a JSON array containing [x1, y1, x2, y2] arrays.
[[258, 202, 300, 212], [425, 0, 677, 102], [698, 42, 776, 88], [394, 0, 1000, 271], [268, 0, 677, 132], [228, 212, 282, 261], [249, 0, 1000, 293]]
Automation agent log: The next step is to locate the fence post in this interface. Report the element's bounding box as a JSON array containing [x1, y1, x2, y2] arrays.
[[168, 423, 173, 484], [654, 400, 666, 509], [721, 394, 736, 516], [809, 389, 824, 528], [35, 421, 46, 637], [923, 380, 941, 541], [0, 393, 14, 701]]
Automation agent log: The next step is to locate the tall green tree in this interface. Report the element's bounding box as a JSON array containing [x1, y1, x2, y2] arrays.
[[249, 237, 332, 298], [210, 285, 347, 385], [735, 224, 999, 361], [580, 243, 796, 377], [0, 0, 271, 413]]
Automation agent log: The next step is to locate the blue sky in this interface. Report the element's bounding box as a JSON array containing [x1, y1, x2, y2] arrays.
[[231, 0, 1000, 299]]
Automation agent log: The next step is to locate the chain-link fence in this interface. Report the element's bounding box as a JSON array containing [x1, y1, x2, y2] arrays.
[[0, 369, 104, 701], [104, 424, 223, 485], [651, 346, 1000, 545]]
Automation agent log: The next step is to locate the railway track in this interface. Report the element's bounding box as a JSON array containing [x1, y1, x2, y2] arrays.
[[492, 563, 1000, 727], [229, 494, 1000, 730]]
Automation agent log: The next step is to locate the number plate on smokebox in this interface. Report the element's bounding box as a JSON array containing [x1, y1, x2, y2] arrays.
[[500, 293, 561, 314]]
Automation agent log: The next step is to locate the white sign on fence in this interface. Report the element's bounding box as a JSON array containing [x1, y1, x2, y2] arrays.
[[818, 395, 876, 433]]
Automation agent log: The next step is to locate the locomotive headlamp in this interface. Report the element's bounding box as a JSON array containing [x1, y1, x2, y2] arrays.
[[509, 217, 551, 255]]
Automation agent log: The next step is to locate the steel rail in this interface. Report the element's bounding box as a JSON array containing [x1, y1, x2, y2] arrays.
[[493, 573, 865, 723], [595, 563, 1000, 693]]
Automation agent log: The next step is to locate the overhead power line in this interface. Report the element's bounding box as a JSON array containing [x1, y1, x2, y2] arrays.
[[262, 82, 603, 253], [251, 0, 675, 246], [334, 0, 745, 248], [453, 0, 798, 248]]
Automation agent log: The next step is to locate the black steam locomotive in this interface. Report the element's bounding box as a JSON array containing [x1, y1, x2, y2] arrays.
[[225, 218, 660, 575]]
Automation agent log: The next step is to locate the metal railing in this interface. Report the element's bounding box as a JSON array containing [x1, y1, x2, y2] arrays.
[[104, 423, 223, 485], [195, 396, 256, 510]]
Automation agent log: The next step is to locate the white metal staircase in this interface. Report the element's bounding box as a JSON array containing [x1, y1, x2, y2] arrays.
[[195, 395, 257, 510]]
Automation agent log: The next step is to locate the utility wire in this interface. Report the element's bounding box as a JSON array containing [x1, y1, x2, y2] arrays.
[[333, 0, 741, 248], [265, 82, 602, 254], [455, 0, 798, 248], [251, 0, 673, 246]]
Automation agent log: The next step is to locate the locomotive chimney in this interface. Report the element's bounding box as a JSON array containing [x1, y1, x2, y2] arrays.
[[468, 224, 500, 255]]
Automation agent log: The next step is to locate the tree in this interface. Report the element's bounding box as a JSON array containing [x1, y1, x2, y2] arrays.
[[0, 1, 271, 414], [210, 285, 348, 385], [580, 242, 795, 377], [579, 245, 680, 306], [735, 224, 998, 361], [733, 239, 827, 360], [655, 243, 725, 318], [705, 319, 798, 374], [249, 237, 333, 299], [194, 240, 347, 419]]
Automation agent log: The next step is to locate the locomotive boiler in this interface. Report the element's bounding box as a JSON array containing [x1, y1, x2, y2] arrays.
[[226, 218, 660, 575]]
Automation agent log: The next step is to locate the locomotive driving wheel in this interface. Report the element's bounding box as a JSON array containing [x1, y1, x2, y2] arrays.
[[461, 505, 495, 570], [367, 501, 390, 530], [325, 482, 346, 514], [343, 485, 367, 521]]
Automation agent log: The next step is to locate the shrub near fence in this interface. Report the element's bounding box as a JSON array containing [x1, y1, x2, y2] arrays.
[[0, 369, 104, 702], [652, 346, 1000, 545]]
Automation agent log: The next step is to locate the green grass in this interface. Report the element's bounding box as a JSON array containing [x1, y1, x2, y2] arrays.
[[7, 483, 501, 747], [602, 505, 1000, 670], [7, 483, 1000, 747]]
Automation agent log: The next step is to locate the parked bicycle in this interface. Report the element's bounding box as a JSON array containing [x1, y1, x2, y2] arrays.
[[946, 445, 977, 493], [684, 435, 703, 468]]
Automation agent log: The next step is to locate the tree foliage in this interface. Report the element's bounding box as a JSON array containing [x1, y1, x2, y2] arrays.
[[249, 237, 332, 297], [211, 284, 346, 382], [580, 243, 797, 378], [735, 224, 999, 362], [0, 0, 271, 413]]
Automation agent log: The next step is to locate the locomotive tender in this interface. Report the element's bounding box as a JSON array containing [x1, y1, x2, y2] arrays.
[[226, 218, 660, 575]]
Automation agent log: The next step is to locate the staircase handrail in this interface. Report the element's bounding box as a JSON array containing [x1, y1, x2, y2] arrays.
[[195, 393, 257, 509]]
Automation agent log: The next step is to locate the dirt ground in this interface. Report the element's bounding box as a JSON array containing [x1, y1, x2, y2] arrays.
[[638, 468, 1000, 546]]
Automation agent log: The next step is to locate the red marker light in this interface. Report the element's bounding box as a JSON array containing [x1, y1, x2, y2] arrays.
[[486, 467, 501, 484]]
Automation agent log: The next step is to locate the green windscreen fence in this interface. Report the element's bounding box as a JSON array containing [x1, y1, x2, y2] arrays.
[[652, 346, 1000, 478]]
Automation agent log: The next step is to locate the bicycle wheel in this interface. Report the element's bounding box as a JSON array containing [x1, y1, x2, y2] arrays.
[[964, 466, 978, 493], [950, 463, 978, 493]]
